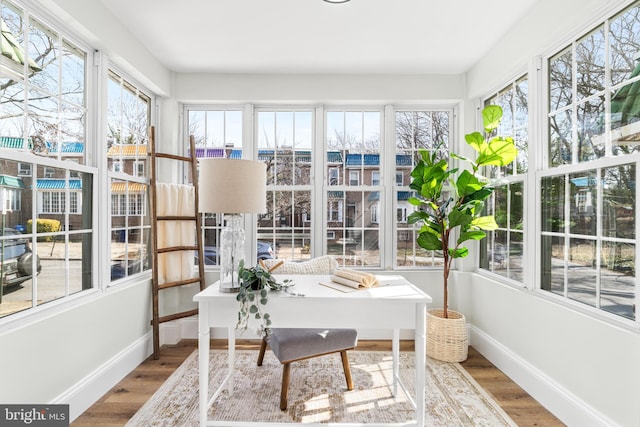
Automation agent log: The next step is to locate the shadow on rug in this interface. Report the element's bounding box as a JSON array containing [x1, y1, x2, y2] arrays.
[[126, 350, 516, 426]]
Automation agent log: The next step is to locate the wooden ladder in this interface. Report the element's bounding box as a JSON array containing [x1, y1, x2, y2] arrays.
[[148, 126, 205, 359]]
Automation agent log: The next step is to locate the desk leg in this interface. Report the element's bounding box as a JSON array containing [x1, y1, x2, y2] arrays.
[[392, 328, 399, 396], [227, 326, 236, 394], [198, 303, 210, 427], [415, 302, 427, 427]]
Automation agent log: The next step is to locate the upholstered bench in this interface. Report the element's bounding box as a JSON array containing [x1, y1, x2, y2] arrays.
[[257, 327, 358, 410]]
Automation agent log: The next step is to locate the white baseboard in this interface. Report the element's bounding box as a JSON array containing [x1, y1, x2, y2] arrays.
[[470, 325, 619, 427], [55, 332, 153, 422]]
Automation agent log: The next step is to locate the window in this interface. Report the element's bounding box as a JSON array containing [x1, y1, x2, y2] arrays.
[[188, 108, 244, 266], [541, 2, 640, 321], [0, 1, 93, 318], [395, 171, 403, 186], [41, 190, 80, 214], [255, 110, 313, 261], [395, 110, 451, 267], [326, 110, 381, 267], [479, 76, 528, 283], [1, 187, 21, 211], [107, 70, 151, 282], [328, 167, 339, 185], [371, 203, 379, 223], [397, 207, 407, 223], [372, 171, 380, 186], [349, 170, 360, 186], [186, 106, 454, 272], [133, 161, 144, 177], [328, 199, 343, 222], [18, 163, 31, 176]]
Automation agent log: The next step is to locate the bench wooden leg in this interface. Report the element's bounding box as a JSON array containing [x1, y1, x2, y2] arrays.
[[340, 350, 354, 391], [257, 338, 267, 366], [280, 362, 291, 410]]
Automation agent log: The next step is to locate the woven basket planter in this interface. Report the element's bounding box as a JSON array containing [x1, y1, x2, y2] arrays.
[[426, 308, 468, 362]]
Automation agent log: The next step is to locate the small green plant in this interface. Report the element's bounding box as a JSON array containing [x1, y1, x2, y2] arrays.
[[407, 105, 517, 318], [235, 260, 295, 336]]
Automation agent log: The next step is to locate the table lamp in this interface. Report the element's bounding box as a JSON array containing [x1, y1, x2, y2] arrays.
[[198, 158, 267, 292]]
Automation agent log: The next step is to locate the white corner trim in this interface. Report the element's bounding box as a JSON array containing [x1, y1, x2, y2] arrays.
[[53, 332, 153, 422], [470, 325, 620, 427]]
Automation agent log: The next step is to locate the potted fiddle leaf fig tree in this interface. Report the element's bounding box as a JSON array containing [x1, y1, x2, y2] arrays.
[[407, 104, 517, 362]]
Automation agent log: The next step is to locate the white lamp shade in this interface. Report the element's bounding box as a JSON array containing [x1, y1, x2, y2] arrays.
[[198, 158, 267, 214]]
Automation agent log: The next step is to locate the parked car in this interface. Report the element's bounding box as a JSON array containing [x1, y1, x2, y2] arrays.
[[110, 259, 144, 281], [1, 228, 42, 291], [202, 241, 274, 265]]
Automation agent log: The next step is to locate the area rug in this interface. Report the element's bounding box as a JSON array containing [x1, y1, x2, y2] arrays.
[[126, 350, 516, 426]]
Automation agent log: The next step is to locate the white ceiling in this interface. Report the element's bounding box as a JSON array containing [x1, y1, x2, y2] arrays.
[[99, 0, 540, 75]]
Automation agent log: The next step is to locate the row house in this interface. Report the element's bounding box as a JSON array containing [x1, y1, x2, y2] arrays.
[[0, 137, 85, 237]]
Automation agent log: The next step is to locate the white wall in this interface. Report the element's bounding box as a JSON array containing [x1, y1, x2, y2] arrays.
[[174, 72, 464, 105], [463, 0, 640, 426], [0, 281, 153, 420]]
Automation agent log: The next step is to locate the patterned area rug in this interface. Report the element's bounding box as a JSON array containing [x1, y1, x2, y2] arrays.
[[126, 350, 516, 426]]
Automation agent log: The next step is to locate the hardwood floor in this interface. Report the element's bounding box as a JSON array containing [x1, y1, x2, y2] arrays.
[[72, 339, 564, 427]]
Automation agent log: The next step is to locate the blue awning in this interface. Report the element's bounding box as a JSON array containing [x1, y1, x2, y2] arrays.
[[396, 154, 412, 166], [0, 175, 25, 189], [36, 179, 82, 190], [367, 191, 411, 202], [346, 153, 379, 167], [327, 151, 343, 163]]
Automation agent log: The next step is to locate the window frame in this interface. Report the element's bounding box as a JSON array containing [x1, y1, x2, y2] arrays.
[[479, 75, 529, 286], [535, 2, 640, 325], [106, 68, 153, 284], [184, 104, 457, 272]]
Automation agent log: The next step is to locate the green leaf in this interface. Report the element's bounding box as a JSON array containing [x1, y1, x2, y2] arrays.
[[255, 313, 261, 319], [417, 230, 442, 251], [462, 187, 493, 203], [407, 210, 432, 225], [449, 247, 469, 258], [458, 230, 487, 244], [260, 298, 268, 305], [451, 152, 475, 166], [482, 105, 503, 133], [249, 305, 258, 314], [476, 136, 518, 167], [448, 209, 472, 228], [456, 170, 484, 196], [464, 131, 486, 153], [407, 196, 422, 206], [471, 215, 499, 230]]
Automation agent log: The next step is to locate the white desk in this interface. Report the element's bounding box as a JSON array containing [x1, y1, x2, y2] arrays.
[[194, 274, 432, 427]]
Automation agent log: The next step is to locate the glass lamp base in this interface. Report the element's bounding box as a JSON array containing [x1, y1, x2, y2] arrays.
[[218, 214, 245, 294], [219, 283, 241, 293]]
